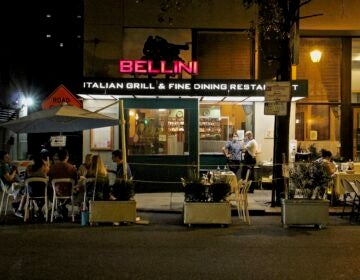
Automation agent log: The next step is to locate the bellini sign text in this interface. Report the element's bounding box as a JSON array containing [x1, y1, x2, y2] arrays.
[[119, 60, 198, 75]]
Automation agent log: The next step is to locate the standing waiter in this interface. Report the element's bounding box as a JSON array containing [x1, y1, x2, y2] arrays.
[[222, 133, 243, 177], [241, 131, 258, 184]]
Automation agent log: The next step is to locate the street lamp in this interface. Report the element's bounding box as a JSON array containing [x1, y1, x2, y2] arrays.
[[16, 95, 34, 159], [23, 97, 34, 107], [310, 49, 322, 63]]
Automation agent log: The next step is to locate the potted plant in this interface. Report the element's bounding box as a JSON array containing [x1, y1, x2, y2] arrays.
[[281, 161, 331, 228], [183, 168, 232, 227]]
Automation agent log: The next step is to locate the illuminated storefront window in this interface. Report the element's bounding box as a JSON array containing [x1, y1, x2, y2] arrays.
[[128, 108, 188, 155], [199, 103, 254, 153], [295, 104, 340, 141], [352, 38, 360, 103]]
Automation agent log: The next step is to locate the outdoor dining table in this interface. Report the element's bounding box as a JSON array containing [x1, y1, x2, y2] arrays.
[[333, 171, 360, 195], [331, 171, 360, 204], [219, 171, 238, 193]]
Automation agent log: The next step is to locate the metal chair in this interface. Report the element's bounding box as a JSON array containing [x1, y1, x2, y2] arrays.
[[82, 178, 96, 207], [340, 178, 357, 219], [51, 178, 76, 222], [23, 177, 49, 222], [351, 180, 360, 223], [0, 178, 19, 217]]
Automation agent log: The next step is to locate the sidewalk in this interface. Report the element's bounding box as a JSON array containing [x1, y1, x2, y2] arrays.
[[134, 190, 348, 215], [0, 189, 348, 219], [134, 190, 278, 214]]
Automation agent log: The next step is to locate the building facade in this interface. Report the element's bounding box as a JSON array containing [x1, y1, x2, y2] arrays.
[[77, 0, 360, 191]]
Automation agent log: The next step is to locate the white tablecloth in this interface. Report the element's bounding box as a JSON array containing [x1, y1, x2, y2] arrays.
[[333, 172, 360, 195], [220, 171, 238, 192]]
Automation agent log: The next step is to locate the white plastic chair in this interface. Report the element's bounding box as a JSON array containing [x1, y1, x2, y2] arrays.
[[0, 178, 20, 217], [239, 180, 252, 225], [230, 169, 251, 223], [23, 177, 49, 222], [51, 178, 76, 222]]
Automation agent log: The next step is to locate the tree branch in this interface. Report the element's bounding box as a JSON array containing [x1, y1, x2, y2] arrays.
[[299, 0, 312, 8], [299, 13, 324, 20]]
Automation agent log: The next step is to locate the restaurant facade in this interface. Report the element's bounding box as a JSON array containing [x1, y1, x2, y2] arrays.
[[77, 0, 360, 191]]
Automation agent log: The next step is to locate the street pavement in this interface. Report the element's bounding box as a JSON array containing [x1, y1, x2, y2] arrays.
[[0, 190, 360, 280], [1, 213, 360, 280]]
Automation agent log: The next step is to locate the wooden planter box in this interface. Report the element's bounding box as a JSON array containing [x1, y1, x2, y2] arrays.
[[183, 202, 232, 227], [281, 199, 329, 228], [89, 200, 136, 225]]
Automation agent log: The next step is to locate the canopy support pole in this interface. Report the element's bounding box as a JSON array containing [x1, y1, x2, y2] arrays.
[[119, 100, 127, 181]]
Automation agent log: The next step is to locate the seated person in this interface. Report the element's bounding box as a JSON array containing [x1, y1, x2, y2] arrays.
[[48, 149, 78, 219], [14, 153, 50, 218], [0, 150, 24, 216], [73, 153, 92, 197], [110, 149, 132, 180], [15, 154, 51, 218], [0, 150, 20, 187], [109, 149, 133, 200], [315, 149, 336, 200], [85, 154, 110, 201], [316, 149, 336, 177], [78, 153, 93, 179]]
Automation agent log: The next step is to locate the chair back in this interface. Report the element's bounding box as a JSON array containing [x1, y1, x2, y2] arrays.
[[243, 180, 253, 195], [51, 178, 75, 197], [341, 179, 356, 194], [0, 177, 6, 192], [354, 180, 360, 196], [25, 177, 49, 198], [244, 169, 251, 182]]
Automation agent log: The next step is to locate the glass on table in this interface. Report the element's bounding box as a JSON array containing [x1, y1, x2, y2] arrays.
[[207, 171, 213, 184]]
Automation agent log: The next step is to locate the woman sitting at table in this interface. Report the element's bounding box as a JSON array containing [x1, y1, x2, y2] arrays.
[[315, 149, 337, 200], [0, 150, 20, 187], [13, 153, 50, 219], [316, 149, 336, 177], [78, 153, 93, 179], [85, 154, 110, 201]]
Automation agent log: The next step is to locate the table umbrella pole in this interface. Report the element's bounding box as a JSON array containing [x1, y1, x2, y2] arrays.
[[119, 100, 127, 181]]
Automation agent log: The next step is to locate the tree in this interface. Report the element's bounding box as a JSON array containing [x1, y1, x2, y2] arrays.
[[243, 0, 320, 205]]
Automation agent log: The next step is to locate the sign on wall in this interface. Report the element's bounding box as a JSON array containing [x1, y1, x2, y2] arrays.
[[82, 79, 307, 98], [264, 81, 290, 116], [264, 82, 291, 102], [264, 102, 288, 116]]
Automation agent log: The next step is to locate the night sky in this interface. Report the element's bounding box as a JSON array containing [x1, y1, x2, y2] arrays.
[[1, 0, 83, 110]]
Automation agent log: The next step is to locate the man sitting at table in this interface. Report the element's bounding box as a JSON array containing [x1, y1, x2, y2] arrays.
[[0, 150, 22, 214], [0, 150, 20, 187], [109, 149, 132, 200], [48, 149, 78, 220]]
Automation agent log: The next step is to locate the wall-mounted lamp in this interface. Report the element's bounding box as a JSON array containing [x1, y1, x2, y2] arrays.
[[310, 49, 322, 63]]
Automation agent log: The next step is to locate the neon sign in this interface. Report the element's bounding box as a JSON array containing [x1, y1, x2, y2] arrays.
[[119, 60, 198, 75]]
